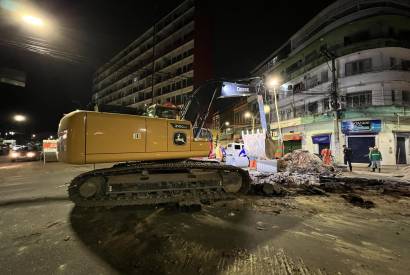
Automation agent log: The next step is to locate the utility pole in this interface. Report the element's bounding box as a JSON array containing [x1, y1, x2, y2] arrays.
[[321, 48, 340, 163], [151, 23, 156, 105]]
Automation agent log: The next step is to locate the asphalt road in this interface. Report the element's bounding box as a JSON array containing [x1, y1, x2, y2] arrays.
[[0, 158, 409, 274]]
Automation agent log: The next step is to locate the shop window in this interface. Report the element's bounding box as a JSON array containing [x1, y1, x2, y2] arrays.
[[346, 91, 372, 108], [345, 58, 372, 76]]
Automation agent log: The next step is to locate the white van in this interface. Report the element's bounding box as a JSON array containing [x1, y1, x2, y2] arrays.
[[225, 143, 249, 167]]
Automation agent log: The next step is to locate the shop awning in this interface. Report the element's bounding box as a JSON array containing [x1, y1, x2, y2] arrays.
[[283, 133, 302, 141]]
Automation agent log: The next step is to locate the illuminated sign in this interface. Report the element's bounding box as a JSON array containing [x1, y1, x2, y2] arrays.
[[219, 82, 256, 98], [341, 120, 382, 134]]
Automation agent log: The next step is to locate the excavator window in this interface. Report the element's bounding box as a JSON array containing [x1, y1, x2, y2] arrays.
[[146, 105, 178, 119]]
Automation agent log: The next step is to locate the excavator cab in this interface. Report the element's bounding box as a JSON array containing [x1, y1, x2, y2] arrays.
[[145, 104, 179, 119]]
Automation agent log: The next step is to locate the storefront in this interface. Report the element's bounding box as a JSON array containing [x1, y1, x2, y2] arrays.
[[342, 119, 381, 163], [283, 132, 302, 154], [312, 134, 331, 155], [394, 131, 410, 164]]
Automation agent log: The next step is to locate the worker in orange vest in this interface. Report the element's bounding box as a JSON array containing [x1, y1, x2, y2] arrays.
[[321, 147, 332, 165]]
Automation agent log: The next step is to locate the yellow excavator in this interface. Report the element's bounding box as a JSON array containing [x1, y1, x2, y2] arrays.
[[57, 77, 276, 207], [58, 79, 272, 207]]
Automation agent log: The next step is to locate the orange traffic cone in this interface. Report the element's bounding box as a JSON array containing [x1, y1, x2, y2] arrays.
[[249, 160, 257, 169]]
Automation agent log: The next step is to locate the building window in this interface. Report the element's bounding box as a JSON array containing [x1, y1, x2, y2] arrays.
[[305, 50, 318, 65], [403, 91, 410, 106], [345, 58, 372, 76], [344, 31, 370, 46], [346, 91, 372, 108], [307, 102, 318, 114], [305, 75, 318, 89], [323, 98, 330, 111], [402, 60, 410, 71], [392, 90, 395, 104], [295, 105, 305, 117], [293, 82, 305, 94], [321, 70, 328, 83]]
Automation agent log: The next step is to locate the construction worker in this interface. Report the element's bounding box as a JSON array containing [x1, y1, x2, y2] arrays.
[[321, 146, 332, 165], [370, 146, 382, 172]]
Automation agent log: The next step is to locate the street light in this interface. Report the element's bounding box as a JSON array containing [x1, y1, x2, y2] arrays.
[[224, 121, 230, 126], [22, 15, 44, 27], [13, 114, 26, 122], [265, 76, 284, 148], [266, 77, 279, 89], [32, 134, 36, 138]]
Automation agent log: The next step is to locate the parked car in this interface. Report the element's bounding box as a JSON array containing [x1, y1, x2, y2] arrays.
[[9, 145, 41, 162]]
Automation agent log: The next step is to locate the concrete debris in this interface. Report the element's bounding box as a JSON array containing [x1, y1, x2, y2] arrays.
[[280, 149, 337, 175], [250, 171, 320, 187]]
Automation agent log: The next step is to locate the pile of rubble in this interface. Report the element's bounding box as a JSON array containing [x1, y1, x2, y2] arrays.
[[279, 149, 336, 175], [250, 150, 339, 195]]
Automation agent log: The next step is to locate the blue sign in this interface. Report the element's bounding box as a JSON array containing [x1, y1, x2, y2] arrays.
[[312, 135, 331, 144], [341, 120, 382, 134], [219, 82, 256, 98]]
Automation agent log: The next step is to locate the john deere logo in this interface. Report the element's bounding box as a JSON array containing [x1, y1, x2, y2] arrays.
[[173, 132, 187, 145]]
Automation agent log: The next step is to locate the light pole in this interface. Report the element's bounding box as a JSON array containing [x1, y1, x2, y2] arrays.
[[266, 77, 283, 148], [321, 48, 340, 163]]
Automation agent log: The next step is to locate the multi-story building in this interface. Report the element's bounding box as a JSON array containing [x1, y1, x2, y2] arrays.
[[252, 0, 410, 165], [91, 0, 212, 110]]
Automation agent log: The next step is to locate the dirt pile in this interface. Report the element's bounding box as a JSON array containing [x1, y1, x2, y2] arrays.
[[279, 149, 336, 174], [250, 150, 340, 195]]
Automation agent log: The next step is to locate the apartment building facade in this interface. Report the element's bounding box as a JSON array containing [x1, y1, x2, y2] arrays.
[[252, 0, 410, 165], [91, 0, 212, 110]]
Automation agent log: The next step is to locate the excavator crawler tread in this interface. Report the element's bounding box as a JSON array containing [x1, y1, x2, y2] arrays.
[[68, 160, 250, 207]]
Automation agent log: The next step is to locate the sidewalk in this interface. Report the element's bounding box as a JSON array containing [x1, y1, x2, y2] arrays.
[[343, 165, 409, 180]]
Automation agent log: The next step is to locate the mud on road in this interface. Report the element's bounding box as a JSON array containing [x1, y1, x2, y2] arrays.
[[70, 195, 410, 275]]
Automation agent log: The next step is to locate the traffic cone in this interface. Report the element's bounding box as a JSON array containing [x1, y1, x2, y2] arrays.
[[249, 159, 257, 169]]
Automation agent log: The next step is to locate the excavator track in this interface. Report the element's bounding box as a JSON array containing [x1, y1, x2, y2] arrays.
[[68, 160, 250, 207]]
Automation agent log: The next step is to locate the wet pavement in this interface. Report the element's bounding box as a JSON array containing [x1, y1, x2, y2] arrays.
[[0, 160, 409, 274]]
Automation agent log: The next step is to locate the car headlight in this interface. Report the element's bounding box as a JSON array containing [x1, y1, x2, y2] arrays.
[[11, 152, 20, 158], [27, 152, 35, 158]]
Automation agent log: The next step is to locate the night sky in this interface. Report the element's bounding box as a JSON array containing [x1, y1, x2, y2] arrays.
[[0, 0, 335, 135]]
